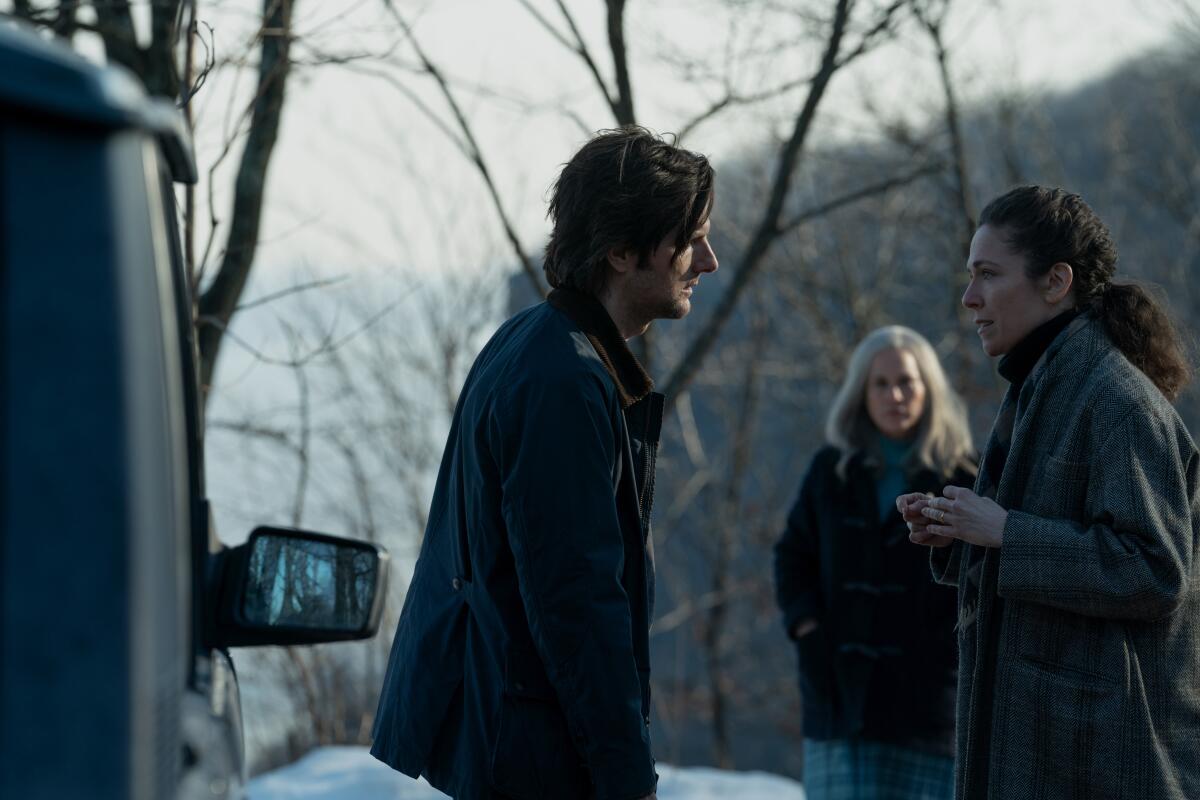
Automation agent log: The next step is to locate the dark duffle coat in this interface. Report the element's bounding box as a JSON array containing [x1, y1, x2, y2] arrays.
[[774, 446, 970, 751], [933, 312, 1200, 800], [370, 288, 663, 800]]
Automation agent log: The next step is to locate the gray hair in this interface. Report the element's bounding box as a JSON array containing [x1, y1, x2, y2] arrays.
[[826, 325, 975, 480]]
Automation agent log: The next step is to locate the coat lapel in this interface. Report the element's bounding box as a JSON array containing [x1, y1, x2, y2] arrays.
[[956, 312, 1106, 798]]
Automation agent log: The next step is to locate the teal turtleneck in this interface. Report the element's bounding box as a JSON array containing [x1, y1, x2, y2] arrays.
[[875, 435, 911, 521]]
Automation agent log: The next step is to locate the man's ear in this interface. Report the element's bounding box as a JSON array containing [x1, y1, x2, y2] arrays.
[[607, 245, 638, 275], [1044, 262, 1074, 305]]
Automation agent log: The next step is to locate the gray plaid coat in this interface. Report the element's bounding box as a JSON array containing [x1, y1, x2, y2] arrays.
[[932, 313, 1200, 800]]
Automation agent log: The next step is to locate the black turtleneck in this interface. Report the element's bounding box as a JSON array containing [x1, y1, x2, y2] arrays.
[[979, 307, 1081, 515], [996, 307, 1081, 391]]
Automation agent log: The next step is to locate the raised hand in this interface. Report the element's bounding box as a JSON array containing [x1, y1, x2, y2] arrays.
[[918, 485, 1008, 548], [897, 491, 954, 547]]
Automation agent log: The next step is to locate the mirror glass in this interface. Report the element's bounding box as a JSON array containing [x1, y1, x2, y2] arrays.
[[243, 534, 377, 631]]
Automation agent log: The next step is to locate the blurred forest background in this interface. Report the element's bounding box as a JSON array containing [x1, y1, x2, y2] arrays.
[[4, 0, 1198, 782]]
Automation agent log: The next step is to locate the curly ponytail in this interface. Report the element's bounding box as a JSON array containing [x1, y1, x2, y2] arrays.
[[979, 185, 1192, 401], [1098, 282, 1191, 401]]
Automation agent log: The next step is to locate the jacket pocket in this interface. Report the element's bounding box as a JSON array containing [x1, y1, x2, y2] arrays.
[[490, 648, 590, 799], [990, 602, 1130, 797], [1013, 603, 1126, 688], [795, 627, 836, 733], [370, 565, 468, 775], [1017, 654, 1118, 692], [991, 657, 1126, 798], [1044, 453, 1088, 483], [1024, 452, 1089, 519]]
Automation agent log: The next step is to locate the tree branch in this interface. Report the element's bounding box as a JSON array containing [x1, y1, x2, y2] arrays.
[[333, 63, 472, 157], [93, 0, 143, 79], [513, 0, 576, 52], [677, 72, 815, 143], [198, 286, 405, 374], [235, 276, 349, 312], [674, 1, 903, 142], [835, 0, 905, 68], [776, 160, 943, 233], [51, 0, 80, 40], [207, 419, 297, 448], [383, 1, 545, 298], [198, 0, 298, 396], [145, 0, 184, 97], [913, 0, 974, 258], [604, 0, 635, 125], [513, 0, 628, 122], [660, 0, 856, 410], [288, 331, 311, 526]]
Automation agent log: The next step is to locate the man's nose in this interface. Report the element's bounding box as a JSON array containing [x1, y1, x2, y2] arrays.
[[697, 241, 718, 274]]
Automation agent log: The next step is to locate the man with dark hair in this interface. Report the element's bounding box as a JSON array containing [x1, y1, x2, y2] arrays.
[[370, 126, 717, 800]]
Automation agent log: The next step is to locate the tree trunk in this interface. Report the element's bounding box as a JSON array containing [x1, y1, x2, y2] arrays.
[[198, 0, 297, 399]]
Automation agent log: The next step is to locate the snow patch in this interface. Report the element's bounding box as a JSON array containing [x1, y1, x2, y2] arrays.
[[246, 747, 806, 799]]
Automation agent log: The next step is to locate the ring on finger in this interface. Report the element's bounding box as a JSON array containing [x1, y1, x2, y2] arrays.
[[937, 509, 946, 523]]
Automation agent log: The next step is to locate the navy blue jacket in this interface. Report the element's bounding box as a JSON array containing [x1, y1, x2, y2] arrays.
[[774, 446, 972, 754], [371, 289, 662, 800]]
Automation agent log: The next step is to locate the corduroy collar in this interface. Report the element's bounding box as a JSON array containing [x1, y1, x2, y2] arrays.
[[547, 288, 653, 408]]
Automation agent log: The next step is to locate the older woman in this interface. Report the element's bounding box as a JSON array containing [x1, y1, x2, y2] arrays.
[[775, 325, 976, 800], [901, 185, 1198, 799]]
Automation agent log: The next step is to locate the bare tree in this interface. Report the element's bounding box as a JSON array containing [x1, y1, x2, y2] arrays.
[[657, 0, 907, 406], [370, 0, 915, 389], [196, 0, 301, 397], [7, 0, 187, 95], [515, 0, 636, 126], [3, 0, 391, 406], [699, 286, 770, 767], [208, 242, 508, 768], [911, 0, 974, 258]]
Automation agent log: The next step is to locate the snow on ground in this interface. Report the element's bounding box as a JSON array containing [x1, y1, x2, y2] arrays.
[[246, 746, 807, 799]]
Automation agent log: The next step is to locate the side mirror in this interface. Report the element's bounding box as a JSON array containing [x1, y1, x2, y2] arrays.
[[210, 527, 389, 648]]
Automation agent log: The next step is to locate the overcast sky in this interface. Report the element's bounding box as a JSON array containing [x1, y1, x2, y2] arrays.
[[176, 0, 1194, 546], [183, 0, 1183, 293], [0, 0, 1181, 284]]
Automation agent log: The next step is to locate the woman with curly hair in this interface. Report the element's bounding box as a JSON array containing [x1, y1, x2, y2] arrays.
[[902, 185, 1197, 799]]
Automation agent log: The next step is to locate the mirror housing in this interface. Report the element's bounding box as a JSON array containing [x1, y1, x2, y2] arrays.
[[209, 526, 389, 648]]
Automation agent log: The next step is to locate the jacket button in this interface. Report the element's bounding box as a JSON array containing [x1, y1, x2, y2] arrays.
[[452, 577, 463, 591]]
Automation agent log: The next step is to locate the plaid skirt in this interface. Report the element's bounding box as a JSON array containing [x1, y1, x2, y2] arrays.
[[803, 738, 953, 800]]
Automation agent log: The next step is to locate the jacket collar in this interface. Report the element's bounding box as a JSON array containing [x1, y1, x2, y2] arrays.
[[998, 307, 1081, 389], [548, 288, 653, 408], [850, 446, 939, 485], [1023, 308, 1099, 395]]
